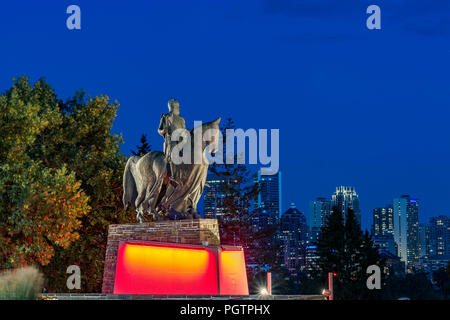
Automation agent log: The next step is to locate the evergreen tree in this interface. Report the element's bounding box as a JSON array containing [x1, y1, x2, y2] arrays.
[[131, 134, 151, 156], [208, 118, 260, 236], [315, 206, 384, 299], [316, 206, 346, 278], [208, 118, 283, 291]]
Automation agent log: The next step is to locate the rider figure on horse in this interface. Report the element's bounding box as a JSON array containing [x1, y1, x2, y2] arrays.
[[158, 98, 185, 187]]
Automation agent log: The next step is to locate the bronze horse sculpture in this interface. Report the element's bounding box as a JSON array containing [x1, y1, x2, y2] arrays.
[[123, 118, 221, 222]]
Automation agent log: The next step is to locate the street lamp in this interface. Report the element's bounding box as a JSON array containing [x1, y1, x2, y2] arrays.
[[260, 288, 269, 295], [322, 289, 332, 298], [260, 272, 272, 296]]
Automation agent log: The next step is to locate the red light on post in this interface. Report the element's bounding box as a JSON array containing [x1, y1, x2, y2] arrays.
[[322, 272, 334, 300]]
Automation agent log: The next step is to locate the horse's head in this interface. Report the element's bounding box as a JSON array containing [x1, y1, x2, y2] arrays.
[[202, 117, 221, 153]]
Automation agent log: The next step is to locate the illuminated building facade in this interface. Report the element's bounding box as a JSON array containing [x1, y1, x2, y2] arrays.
[[331, 186, 361, 225], [309, 197, 331, 242], [393, 195, 419, 272], [279, 203, 308, 273], [428, 215, 450, 256], [372, 205, 394, 236], [203, 173, 226, 219]]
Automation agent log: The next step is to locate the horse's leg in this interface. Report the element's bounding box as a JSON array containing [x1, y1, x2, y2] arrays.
[[135, 152, 160, 221], [134, 177, 147, 214], [144, 175, 162, 212], [136, 207, 145, 223], [142, 157, 166, 219]]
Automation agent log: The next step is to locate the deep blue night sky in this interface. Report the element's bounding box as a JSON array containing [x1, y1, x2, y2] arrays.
[[1, 1, 449, 231]]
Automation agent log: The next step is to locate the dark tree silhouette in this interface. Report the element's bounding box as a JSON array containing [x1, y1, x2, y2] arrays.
[[314, 207, 384, 299], [131, 134, 151, 156]]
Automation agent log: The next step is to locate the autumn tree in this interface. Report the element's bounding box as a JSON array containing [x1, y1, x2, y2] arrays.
[[0, 77, 90, 268], [0, 77, 132, 292]]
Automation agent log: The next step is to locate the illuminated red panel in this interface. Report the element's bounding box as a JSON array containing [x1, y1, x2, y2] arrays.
[[114, 243, 218, 294], [219, 249, 249, 295]]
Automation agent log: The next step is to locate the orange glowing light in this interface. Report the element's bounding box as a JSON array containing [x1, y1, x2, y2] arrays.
[[219, 250, 249, 295], [114, 243, 218, 294], [113, 242, 249, 295]]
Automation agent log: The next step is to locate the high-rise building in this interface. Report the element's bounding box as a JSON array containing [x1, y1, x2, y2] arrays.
[[305, 244, 320, 273], [251, 170, 282, 235], [203, 172, 226, 219], [279, 203, 308, 274], [372, 205, 394, 236], [422, 254, 450, 274], [257, 170, 282, 218], [418, 223, 430, 259], [309, 197, 331, 242], [428, 216, 450, 257], [250, 207, 279, 233], [331, 186, 361, 224], [372, 234, 397, 256], [393, 195, 419, 272]]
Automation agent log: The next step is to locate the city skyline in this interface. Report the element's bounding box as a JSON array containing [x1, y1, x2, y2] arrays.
[[202, 165, 444, 232]]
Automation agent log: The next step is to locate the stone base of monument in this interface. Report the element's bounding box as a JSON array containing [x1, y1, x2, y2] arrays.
[[101, 219, 249, 295]]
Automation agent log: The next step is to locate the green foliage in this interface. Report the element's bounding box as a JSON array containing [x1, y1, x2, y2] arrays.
[[0, 77, 90, 268], [0, 76, 132, 292], [0, 266, 44, 300]]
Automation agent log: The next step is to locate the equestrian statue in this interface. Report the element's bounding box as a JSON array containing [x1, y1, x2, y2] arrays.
[[122, 98, 221, 222]]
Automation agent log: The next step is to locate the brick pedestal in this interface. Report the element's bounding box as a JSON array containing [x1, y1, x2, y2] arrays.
[[101, 219, 220, 294]]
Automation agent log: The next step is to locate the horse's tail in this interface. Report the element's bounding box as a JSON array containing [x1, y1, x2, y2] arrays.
[[123, 156, 140, 209]]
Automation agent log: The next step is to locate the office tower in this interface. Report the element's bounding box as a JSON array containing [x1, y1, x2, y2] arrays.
[[428, 216, 450, 256], [418, 223, 430, 259], [372, 234, 397, 256], [393, 195, 419, 272], [372, 205, 394, 236], [203, 172, 226, 219], [257, 170, 282, 218], [279, 203, 308, 273], [309, 197, 331, 242], [422, 255, 450, 273], [305, 244, 320, 272], [331, 186, 361, 224], [250, 207, 279, 233]]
